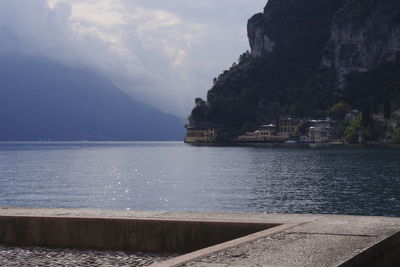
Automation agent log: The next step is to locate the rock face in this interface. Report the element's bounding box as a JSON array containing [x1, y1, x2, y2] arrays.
[[248, 0, 344, 59], [248, 0, 400, 90], [247, 13, 272, 57], [322, 0, 400, 89], [190, 0, 400, 138]]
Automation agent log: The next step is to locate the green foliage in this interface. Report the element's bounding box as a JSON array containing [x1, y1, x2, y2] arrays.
[[392, 128, 400, 144], [238, 51, 251, 64], [195, 98, 206, 106], [329, 101, 349, 121], [361, 102, 372, 128], [344, 126, 359, 144], [364, 121, 385, 141], [190, 98, 208, 122], [336, 120, 351, 139], [384, 88, 392, 119], [344, 117, 361, 143], [343, 116, 385, 143]]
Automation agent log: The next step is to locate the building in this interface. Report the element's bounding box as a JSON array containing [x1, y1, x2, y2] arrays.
[[373, 113, 398, 131], [238, 131, 260, 142], [235, 117, 339, 144], [278, 117, 297, 133], [345, 110, 361, 121], [184, 122, 219, 143], [299, 135, 311, 143], [237, 118, 301, 143], [277, 118, 299, 140], [259, 124, 277, 141], [308, 119, 334, 143]]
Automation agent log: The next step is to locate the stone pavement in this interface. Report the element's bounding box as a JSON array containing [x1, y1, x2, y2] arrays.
[[151, 212, 400, 266], [0, 246, 177, 267], [1, 208, 400, 267]]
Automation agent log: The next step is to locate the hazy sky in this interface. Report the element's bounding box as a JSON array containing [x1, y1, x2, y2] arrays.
[[0, 0, 267, 116]]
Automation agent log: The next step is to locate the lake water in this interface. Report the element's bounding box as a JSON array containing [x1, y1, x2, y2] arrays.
[[0, 142, 399, 216]]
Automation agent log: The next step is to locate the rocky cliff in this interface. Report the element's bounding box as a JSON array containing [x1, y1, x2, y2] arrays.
[[322, 0, 400, 89], [189, 0, 400, 138]]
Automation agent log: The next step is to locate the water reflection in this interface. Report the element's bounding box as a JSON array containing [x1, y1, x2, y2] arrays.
[[0, 142, 399, 216]]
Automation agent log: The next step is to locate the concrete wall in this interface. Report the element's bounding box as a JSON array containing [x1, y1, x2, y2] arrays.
[[340, 231, 400, 267], [1, 209, 400, 266], [0, 215, 278, 253]]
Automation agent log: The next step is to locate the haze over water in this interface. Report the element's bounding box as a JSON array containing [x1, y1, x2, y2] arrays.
[[1, 142, 399, 216]]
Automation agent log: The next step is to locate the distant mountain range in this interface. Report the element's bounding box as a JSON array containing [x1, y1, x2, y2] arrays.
[[0, 54, 185, 141]]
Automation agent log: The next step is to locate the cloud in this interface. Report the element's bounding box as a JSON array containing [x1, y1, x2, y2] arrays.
[[0, 0, 266, 116]]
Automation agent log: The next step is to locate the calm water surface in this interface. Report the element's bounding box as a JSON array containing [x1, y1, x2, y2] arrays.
[[0, 142, 399, 216]]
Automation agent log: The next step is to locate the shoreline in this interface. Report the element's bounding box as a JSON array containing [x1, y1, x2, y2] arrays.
[[185, 142, 400, 148]]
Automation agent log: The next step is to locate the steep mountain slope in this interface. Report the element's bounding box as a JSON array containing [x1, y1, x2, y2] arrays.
[[189, 0, 400, 138], [0, 55, 184, 141], [321, 0, 400, 110]]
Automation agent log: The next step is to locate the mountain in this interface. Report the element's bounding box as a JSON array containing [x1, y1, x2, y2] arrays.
[[189, 0, 400, 138], [0, 54, 184, 141]]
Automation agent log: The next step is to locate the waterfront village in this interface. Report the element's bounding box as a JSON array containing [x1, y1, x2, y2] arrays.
[[185, 110, 400, 145]]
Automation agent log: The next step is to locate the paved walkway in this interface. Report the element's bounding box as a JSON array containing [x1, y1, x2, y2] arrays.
[[1, 208, 400, 266], [0, 246, 177, 267]]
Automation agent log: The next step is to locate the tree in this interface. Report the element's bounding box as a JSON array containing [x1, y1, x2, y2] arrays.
[[344, 117, 362, 144], [238, 50, 251, 64], [364, 122, 385, 142], [344, 126, 359, 144], [362, 102, 372, 127], [191, 98, 209, 122], [195, 98, 206, 107], [329, 101, 349, 121], [383, 88, 392, 119], [392, 128, 400, 144]]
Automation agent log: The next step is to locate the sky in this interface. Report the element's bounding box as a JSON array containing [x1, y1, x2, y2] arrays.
[[0, 0, 267, 117]]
